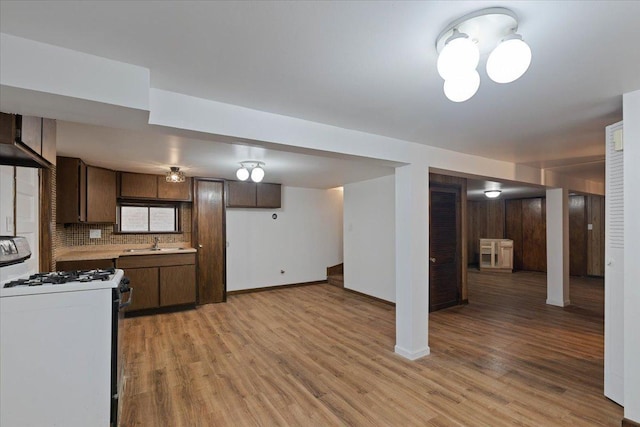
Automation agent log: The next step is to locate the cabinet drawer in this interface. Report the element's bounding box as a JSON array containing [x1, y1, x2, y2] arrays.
[[117, 253, 196, 269], [56, 259, 115, 271]]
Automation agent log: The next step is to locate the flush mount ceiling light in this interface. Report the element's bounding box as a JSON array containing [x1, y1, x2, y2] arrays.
[[484, 190, 502, 198], [236, 161, 266, 183], [166, 166, 186, 183], [435, 7, 532, 102]]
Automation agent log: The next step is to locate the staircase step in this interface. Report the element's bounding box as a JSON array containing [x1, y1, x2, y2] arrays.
[[328, 274, 344, 288]]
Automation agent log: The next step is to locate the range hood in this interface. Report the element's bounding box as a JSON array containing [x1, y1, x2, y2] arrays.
[[0, 113, 52, 169], [0, 141, 51, 168]]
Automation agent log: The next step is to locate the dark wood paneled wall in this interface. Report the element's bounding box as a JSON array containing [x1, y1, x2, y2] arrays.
[[469, 195, 605, 277], [467, 199, 505, 265], [521, 198, 546, 272], [587, 195, 605, 276], [569, 196, 587, 276], [505, 200, 524, 271]]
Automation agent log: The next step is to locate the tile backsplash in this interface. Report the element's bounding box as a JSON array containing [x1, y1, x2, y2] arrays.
[[55, 204, 192, 247]]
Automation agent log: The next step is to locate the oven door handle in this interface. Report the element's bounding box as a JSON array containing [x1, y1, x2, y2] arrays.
[[119, 287, 133, 310]]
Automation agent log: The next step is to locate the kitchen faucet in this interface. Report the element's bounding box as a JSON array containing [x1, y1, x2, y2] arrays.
[[152, 236, 159, 250]]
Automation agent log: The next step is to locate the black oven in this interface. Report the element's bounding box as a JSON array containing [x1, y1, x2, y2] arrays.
[[111, 277, 132, 427]]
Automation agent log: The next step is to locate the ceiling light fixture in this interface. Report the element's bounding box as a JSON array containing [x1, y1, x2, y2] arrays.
[[435, 7, 532, 102], [166, 166, 186, 183], [236, 161, 266, 183], [484, 190, 502, 199]]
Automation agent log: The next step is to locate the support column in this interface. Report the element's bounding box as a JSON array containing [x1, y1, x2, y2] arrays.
[[546, 187, 570, 306], [394, 163, 430, 360]]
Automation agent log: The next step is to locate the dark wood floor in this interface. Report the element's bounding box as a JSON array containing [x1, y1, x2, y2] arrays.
[[120, 270, 623, 426]]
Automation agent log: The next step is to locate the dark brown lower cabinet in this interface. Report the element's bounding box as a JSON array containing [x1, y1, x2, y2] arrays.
[[123, 267, 159, 312], [194, 179, 226, 304], [116, 253, 196, 313], [160, 265, 196, 306]]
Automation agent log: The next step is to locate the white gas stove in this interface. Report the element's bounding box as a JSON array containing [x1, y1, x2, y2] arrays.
[[0, 236, 131, 427]]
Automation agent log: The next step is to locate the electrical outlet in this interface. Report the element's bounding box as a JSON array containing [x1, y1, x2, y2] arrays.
[[587, 223, 593, 231], [89, 229, 102, 239]]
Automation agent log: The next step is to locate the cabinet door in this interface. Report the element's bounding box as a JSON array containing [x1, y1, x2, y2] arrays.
[[226, 181, 256, 207], [56, 156, 85, 223], [157, 176, 192, 201], [20, 116, 42, 154], [41, 119, 57, 166], [122, 267, 159, 312], [86, 166, 116, 223], [120, 172, 157, 199], [160, 265, 196, 306], [257, 183, 281, 208], [500, 246, 513, 269]]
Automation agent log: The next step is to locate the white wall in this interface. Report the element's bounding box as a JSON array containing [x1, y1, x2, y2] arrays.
[[343, 174, 395, 302], [226, 186, 343, 291], [623, 89, 640, 423]]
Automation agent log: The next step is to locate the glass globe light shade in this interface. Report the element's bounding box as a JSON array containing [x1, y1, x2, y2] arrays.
[[437, 34, 479, 80], [250, 166, 265, 183], [236, 166, 249, 181], [443, 69, 480, 102], [486, 35, 532, 84]]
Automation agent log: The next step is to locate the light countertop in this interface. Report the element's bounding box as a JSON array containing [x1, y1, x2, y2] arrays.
[[56, 245, 197, 262]]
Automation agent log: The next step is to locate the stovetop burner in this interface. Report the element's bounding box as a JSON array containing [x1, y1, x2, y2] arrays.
[[3, 268, 116, 288]]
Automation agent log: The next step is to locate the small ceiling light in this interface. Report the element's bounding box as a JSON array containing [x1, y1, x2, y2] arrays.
[[484, 190, 502, 199], [166, 166, 186, 183], [236, 165, 250, 181], [435, 7, 531, 102], [443, 69, 480, 103], [250, 164, 265, 183], [236, 161, 266, 183], [486, 33, 532, 84], [437, 29, 479, 80]]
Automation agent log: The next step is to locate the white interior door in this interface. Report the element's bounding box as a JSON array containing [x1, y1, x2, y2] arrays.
[[15, 167, 39, 275], [604, 121, 624, 405]]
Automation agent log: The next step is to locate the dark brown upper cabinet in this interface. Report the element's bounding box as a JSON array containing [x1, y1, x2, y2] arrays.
[[226, 181, 281, 208], [119, 171, 192, 201], [56, 156, 116, 224], [0, 113, 56, 168]]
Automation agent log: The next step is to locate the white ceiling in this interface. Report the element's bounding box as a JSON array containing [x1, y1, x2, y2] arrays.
[[2, 1, 639, 189]]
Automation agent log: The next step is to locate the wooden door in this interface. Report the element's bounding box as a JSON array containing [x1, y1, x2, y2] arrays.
[[569, 195, 587, 276], [194, 179, 226, 304], [429, 185, 461, 312], [119, 172, 157, 199]]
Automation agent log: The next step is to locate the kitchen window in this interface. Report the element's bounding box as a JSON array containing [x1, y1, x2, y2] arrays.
[[118, 203, 180, 233]]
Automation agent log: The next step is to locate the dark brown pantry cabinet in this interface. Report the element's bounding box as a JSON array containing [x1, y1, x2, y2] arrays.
[[56, 156, 117, 224]]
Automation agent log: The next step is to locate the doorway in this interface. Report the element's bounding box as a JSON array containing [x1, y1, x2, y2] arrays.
[[429, 184, 461, 311]]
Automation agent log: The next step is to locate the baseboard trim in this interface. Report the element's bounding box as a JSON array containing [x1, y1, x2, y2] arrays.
[[343, 287, 395, 306], [227, 280, 325, 296], [394, 345, 430, 360], [546, 299, 571, 307], [622, 418, 640, 427]]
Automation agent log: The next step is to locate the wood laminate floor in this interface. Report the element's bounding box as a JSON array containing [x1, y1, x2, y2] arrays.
[[121, 270, 623, 426]]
